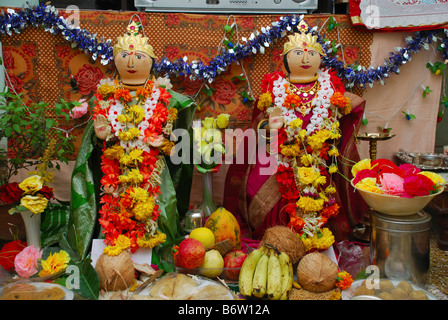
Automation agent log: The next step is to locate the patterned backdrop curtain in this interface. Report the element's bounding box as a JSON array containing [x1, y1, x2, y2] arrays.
[[0, 9, 373, 158]]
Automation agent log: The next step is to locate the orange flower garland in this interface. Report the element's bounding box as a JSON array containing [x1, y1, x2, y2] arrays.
[[260, 69, 351, 252], [93, 77, 176, 254]]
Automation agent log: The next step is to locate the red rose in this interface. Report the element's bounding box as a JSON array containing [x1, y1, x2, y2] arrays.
[[7, 74, 23, 94], [165, 14, 180, 27], [402, 174, 435, 198], [211, 79, 237, 105], [0, 182, 23, 204], [165, 45, 180, 61], [3, 49, 15, 69], [0, 240, 27, 271], [74, 64, 104, 96], [39, 186, 54, 200], [181, 76, 203, 96]]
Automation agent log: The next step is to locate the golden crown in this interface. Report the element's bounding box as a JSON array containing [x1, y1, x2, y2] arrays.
[[282, 21, 324, 56], [113, 21, 156, 59]]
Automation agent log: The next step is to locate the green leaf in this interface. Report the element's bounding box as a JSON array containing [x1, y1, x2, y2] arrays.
[[70, 259, 100, 300], [224, 24, 233, 32], [46, 118, 54, 129], [12, 123, 21, 133], [362, 118, 368, 125]]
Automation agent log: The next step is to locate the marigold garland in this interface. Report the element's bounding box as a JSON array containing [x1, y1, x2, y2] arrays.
[[261, 69, 351, 252], [94, 76, 176, 255]]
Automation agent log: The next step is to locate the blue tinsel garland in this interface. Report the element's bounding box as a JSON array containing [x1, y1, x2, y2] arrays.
[[1, 4, 447, 88]]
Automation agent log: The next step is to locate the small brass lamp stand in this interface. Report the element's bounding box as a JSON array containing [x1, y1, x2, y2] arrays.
[[352, 132, 396, 242]]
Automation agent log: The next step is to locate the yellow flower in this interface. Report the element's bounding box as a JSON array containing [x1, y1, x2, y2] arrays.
[[202, 117, 216, 130], [130, 187, 149, 202], [329, 163, 338, 174], [319, 192, 329, 203], [280, 144, 301, 158], [257, 92, 273, 110], [120, 154, 133, 167], [20, 194, 48, 214], [161, 139, 175, 156], [115, 234, 131, 249], [117, 114, 131, 123], [97, 82, 116, 97], [419, 171, 446, 186], [119, 169, 143, 185], [308, 130, 331, 150], [302, 228, 335, 251], [133, 197, 155, 221], [313, 174, 327, 187], [103, 235, 131, 256], [356, 177, 382, 193], [129, 149, 144, 163], [137, 231, 166, 248], [118, 127, 141, 141], [330, 291, 342, 300], [298, 130, 307, 141], [129, 104, 146, 124], [103, 145, 125, 160], [168, 108, 178, 122], [19, 175, 43, 194], [297, 196, 324, 214], [298, 167, 318, 185], [328, 147, 339, 157], [38, 250, 70, 277], [103, 245, 124, 256], [216, 113, 230, 129], [351, 158, 371, 178], [325, 185, 337, 194], [289, 118, 303, 129], [300, 154, 314, 166]]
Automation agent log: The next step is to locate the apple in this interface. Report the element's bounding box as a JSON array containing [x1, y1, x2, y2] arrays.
[[223, 249, 247, 280], [178, 238, 206, 269]]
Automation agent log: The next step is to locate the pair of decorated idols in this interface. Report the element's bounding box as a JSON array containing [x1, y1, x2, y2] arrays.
[[68, 19, 365, 264]]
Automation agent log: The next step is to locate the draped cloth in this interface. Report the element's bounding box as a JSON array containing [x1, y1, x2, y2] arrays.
[[62, 89, 196, 261], [223, 91, 367, 241]]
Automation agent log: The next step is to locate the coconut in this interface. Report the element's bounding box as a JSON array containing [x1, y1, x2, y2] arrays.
[[297, 252, 338, 293], [260, 226, 306, 265], [95, 251, 135, 291]]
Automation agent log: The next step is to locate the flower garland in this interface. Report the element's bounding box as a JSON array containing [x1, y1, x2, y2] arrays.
[[93, 77, 177, 255], [1, 4, 447, 88], [257, 69, 351, 251]]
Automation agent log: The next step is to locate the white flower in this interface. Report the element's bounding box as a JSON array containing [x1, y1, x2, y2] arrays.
[[154, 76, 173, 90], [98, 77, 115, 88]]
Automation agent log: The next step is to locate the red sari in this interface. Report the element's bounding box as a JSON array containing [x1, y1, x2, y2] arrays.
[[223, 71, 367, 241]]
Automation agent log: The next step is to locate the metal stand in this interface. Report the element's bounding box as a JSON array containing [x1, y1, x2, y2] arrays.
[[352, 132, 396, 242]]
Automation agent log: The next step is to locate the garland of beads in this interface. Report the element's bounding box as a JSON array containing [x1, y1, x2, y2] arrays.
[[1, 4, 447, 88]]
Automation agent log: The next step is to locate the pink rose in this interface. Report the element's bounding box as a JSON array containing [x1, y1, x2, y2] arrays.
[[379, 173, 404, 196], [70, 99, 89, 119], [14, 246, 42, 278]]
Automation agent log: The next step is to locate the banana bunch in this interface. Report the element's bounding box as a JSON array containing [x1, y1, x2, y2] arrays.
[[239, 245, 293, 300]]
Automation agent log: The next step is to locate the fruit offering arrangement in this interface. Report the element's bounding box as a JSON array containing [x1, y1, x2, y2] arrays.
[[239, 244, 293, 300], [173, 208, 247, 281]]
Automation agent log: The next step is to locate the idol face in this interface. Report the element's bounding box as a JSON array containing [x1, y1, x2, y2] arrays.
[[286, 48, 321, 81], [114, 50, 153, 85]]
